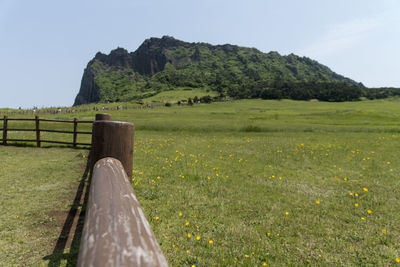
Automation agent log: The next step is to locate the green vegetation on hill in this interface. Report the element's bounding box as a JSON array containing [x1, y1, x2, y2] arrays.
[[74, 36, 368, 106], [143, 88, 217, 103]]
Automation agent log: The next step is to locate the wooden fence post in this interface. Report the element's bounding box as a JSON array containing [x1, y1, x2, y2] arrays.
[[3, 115, 7, 145], [73, 118, 78, 148], [35, 116, 41, 147], [95, 113, 111, 121], [91, 120, 134, 176], [88, 113, 112, 163]]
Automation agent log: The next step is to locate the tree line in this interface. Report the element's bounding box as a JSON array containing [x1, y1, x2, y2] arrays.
[[225, 81, 400, 102]]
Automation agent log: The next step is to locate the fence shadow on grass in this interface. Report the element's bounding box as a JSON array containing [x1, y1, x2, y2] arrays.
[[43, 156, 91, 267]]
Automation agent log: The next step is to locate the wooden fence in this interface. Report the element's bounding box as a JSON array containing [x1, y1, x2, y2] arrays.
[[0, 116, 93, 147], [78, 157, 168, 267], [1, 113, 167, 265], [78, 118, 167, 266]]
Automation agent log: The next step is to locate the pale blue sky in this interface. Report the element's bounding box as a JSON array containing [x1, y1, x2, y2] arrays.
[[1, 0, 399, 108]]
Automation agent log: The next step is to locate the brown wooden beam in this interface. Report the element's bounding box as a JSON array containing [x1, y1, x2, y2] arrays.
[[7, 118, 35, 121], [3, 139, 37, 142], [3, 116, 7, 145], [95, 113, 111, 121], [35, 116, 41, 147], [91, 120, 134, 177], [77, 158, 168, 267], [73, 118, 78, 148]]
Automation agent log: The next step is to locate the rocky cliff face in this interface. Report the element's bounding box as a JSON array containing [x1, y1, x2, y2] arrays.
[[73, 63, 100, 106], [74, 37, 180, 105], [73, 36, 361, 105], [130, 36, 187, 75]]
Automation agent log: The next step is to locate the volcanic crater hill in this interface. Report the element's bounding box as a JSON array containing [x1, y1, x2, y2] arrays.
[[73, 35, 361, 106]]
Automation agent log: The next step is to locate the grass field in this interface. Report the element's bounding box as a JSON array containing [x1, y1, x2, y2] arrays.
[[0, 146, 87, 266], [1, 98, 400, 266]]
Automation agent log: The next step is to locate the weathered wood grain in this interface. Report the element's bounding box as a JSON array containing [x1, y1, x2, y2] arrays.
[[78, 158, 168, 267], [95, 113, 112, 121], [91, 120, 134, 177]]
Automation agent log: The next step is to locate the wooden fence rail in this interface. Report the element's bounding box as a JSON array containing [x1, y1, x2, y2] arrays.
[[78, 117, 167, 266], [1, 113, 167, 264], [0, 115, 93, 147], [78, 158, 168, 267]]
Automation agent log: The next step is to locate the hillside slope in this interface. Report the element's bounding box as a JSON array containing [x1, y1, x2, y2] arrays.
[[74, 36, 362, 106]]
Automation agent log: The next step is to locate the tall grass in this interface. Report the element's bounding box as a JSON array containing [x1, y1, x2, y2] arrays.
[[1, 98, 400, 265]]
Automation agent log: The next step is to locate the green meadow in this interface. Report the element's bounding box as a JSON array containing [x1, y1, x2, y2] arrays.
[[0, 147, 87, 266], [1, 98, 400, 266]]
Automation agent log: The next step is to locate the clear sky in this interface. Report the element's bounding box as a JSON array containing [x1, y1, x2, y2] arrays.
[[1, 0, 399, 108]]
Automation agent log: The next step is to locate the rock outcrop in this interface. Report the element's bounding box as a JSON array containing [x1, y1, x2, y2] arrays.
[[73, 36, 362, 105], [73, 63, 100, 106]]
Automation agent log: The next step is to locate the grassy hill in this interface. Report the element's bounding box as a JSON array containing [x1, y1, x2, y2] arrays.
[[1, 99, 400, 265], [74, 36, 363, 106]]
